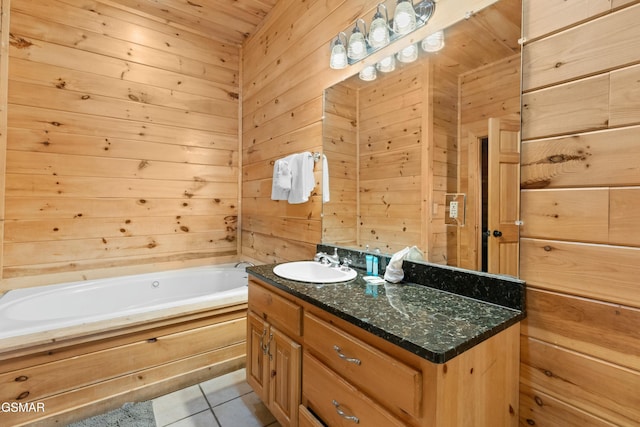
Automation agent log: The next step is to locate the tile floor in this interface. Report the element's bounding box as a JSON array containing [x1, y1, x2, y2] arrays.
[[152, 369, 281, 427]]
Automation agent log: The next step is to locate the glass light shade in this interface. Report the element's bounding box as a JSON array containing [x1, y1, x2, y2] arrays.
[[397, 43, 418, 63], [359, 65, 377, 81], [393, 0, 417, 35], [348, 31, 367, 60], [376, 55, 396, 73], [369, 15, 390, 49], [421, 30, 445, 52], [330, 42, 348, 69]]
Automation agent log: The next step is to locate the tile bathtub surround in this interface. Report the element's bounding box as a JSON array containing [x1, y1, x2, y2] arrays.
[[152, 369, 281, 427], [318, 244, 525, 311]]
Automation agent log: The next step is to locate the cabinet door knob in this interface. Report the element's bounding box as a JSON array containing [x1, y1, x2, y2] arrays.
[[333, 345, 361, 365], [332, 400, 360, 424], [493, 229, 503, 237]]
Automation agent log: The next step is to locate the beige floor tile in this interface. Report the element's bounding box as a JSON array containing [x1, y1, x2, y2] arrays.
[[213, 391, 276, 427], [200, 368, 253, 407], [152, 385, 209, 426]]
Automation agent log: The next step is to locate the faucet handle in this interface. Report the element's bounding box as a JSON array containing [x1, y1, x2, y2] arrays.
[[340, 257, 352, 271]]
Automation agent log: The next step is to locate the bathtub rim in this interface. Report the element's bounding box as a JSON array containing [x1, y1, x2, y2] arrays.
[[0, 265, 249, 356]]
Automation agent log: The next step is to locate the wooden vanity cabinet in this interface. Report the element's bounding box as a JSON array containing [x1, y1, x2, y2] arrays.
[[248, 277, 520, 427], [247, 280, 302, 427]]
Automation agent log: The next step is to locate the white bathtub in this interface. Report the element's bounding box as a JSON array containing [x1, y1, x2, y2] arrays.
[[0, 264, 249, 342]]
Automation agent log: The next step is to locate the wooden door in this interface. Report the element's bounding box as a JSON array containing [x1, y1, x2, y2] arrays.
[[487, 118, 521, 276], [246, 311, 269, 403], [268, 327, 301, 427]]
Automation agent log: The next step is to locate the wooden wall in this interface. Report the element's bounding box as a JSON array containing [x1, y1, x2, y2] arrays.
[[321, 59, 457, 260], [358, 62, 428, 255], [322, 83, 358, 247], [241, 0, 380, 262], [1, 0, 241, 290], [519, 0, 640, 425]]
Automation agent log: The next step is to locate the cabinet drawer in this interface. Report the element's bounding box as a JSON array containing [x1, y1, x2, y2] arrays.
[[303, 352, 405, 427], [304, 312, 422, 418], [298, 405, 324, 427], [249, 280, 302, 337]]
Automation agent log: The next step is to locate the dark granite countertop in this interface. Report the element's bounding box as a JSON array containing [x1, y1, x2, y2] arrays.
[[247, 263, 525, 364]]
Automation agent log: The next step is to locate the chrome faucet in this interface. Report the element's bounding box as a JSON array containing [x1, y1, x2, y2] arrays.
[[314, 248, 340, 267]]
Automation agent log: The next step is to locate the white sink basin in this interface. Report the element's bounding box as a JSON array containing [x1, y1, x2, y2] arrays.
[[273, 261, 357, 284]]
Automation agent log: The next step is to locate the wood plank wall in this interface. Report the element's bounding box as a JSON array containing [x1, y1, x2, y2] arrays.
[[241, 0, 383, 262], [322, 83, 357, 246], [432, 63, 459, 265], [2, 0, 241, 290], [321, 60, 457, 260], [519, 0, 640, 425], [358, 63, 427, 254]]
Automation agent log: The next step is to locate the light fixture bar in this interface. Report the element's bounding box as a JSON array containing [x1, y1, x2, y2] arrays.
[[340, 0, 437, 67]]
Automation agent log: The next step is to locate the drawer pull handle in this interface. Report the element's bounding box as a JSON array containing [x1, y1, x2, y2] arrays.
[[333, 400, 359, 424], [333, 345, 361, 365]]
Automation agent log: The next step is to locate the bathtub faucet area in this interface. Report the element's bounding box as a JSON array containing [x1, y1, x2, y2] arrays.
[[234, 261, 255, 268]]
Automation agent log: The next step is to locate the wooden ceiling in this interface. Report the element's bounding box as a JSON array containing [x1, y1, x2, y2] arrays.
[[108, 0, 278, 45]]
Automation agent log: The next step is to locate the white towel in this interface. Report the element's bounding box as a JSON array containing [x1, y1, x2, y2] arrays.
[[270, 152, 315, 204], [287, 152, 315, 204], [322, 154, 330, 203], [270, 158, 292, 200]]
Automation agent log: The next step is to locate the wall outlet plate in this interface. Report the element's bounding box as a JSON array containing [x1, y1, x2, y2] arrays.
[[445, 193, 466, 225]]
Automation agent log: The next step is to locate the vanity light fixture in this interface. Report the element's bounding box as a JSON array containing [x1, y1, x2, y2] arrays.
[[359, 64, 377, 81], [347, 19, 368, 60], [376, 55, 396, 73], [368, 4, 390, 49], [329, 32, 348, 69], [397, 43, 418, 63], [329, 0, 442, 80], [393, 0, 417, 35], [421, 29, 445, 52]]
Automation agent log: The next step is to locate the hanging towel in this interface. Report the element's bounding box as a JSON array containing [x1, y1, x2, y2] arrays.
[[287, 152, 316, 204], [322, 154, 330, 203], [271, 152, 315, 204], [270, 157, 292, 200]]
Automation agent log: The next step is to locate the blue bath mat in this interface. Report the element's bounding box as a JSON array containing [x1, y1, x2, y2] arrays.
[[67, 401, 156, 427]]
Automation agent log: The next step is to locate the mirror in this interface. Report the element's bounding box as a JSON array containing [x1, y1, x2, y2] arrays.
[[322, 0, 522, 276]]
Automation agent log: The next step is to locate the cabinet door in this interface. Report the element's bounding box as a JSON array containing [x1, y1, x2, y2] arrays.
[[246, 311, 269, 403], [268, 326, 301, 427]]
